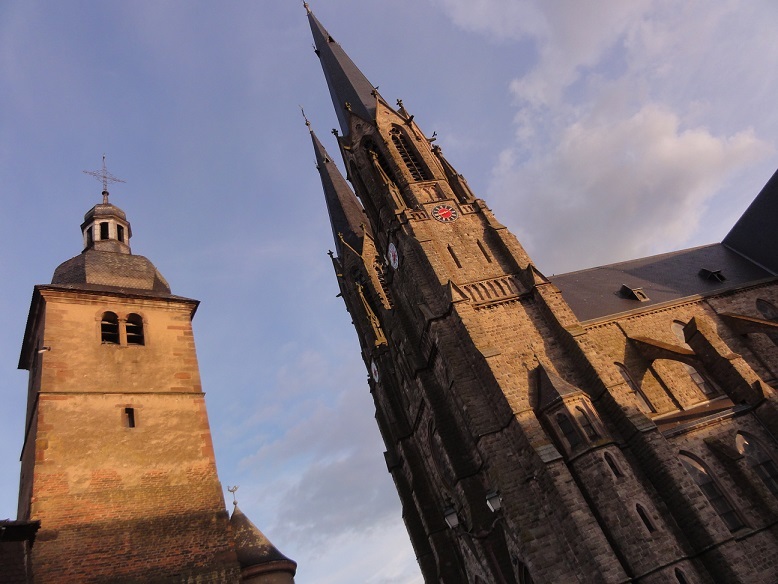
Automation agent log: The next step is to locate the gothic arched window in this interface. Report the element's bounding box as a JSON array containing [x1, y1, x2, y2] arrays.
[[736, 433, 778, 496], [680, 453, 744, 531], [126, 314, 145, 346], [615, 362, 654, 413], [101, 312, 119, 344], [575, 406, 600, 440], [556, 412, 583, 449], [604, 452, 623, 478], [390, 127, 432, 181], [671, 322, 718, 397], [636, 503, 656, 532]]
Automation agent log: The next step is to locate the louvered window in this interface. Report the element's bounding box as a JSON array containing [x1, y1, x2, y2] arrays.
[[390, 127, 431, 181]]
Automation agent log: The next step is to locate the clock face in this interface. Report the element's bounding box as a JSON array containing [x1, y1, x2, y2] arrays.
[[388, 242, 399, 269], [370, 360, 380, 382], [431, 204, 458, 223]]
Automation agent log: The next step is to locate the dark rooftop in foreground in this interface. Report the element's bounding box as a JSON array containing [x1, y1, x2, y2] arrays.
[[551, 243, 775, 322]]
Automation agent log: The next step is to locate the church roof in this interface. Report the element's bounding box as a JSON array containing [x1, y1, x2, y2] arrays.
[[229, 505, 296, 575], [51, 250, 172, 295], [551, 243, 774, 322], [307, 8, 377, 136], [723, 166, 778, 275], [309, 125, 370, 255]]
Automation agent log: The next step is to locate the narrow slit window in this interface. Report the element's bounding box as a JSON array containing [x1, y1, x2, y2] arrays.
[[126, 314, 145, 346], [604, 452, 623, 478], [675, 569, 689, 584], [477, 240, 492, 263], [99, 222, 109, 240], [117, 225, 125, 243], [636, 503, 656, 532], [124, 407, 136, 428], [101, 312, 119, 344], [447, 245, 462, 269]]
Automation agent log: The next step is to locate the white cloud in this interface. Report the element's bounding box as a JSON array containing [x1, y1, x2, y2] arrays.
[[436, 0, 778, 272], [494, 105, 770, 272]]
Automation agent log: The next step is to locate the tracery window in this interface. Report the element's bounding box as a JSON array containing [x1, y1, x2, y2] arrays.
[[680, 453, 744, 531]]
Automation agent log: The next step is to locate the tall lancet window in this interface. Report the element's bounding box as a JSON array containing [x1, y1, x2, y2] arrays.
[[390, 127, 432, 181], [671, 321, 717, 397], [736, 433, 778, 496], [680, 453, 744, 531]]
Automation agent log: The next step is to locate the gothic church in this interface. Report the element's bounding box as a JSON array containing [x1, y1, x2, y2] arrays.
[[306, 7, 778, 583]]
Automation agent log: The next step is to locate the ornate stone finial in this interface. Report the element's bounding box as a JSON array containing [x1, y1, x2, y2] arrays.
[[83, 154, 126, 204], [303, 1, 311, 15], [227, 485, 239, 507], [301, 106, 312, 131]]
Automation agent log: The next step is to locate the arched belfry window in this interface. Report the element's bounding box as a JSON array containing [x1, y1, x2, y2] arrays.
[[671, 322, 717, 396], [736, 433, 778, 496], [680, 453, 744, 531], [99, 222, 109, 240], [126, 314, 145, 346], [390, 127, 432, 181], [101, 312, 119, 344]]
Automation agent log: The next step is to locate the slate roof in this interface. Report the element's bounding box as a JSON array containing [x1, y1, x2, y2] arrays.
[[51, 250, 172, 296], [229, 505, 296, 575], [310, 127, 370, 255], [724, 167, 778, 275], [550, 243, 774, 322], [308, 9, 377, 136]]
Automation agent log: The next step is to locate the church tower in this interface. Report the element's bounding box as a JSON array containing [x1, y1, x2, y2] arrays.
[[16, 179, 243, 582], [307, 8, 778, 583]]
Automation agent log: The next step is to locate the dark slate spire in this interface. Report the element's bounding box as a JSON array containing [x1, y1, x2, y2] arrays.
[[307, 7, 377, 135], [307, 118, 370, 255], [723, 167, 778, 275], [229, 505, 297, 581]]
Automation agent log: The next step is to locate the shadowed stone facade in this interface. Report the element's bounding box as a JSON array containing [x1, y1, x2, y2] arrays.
[[307, 8, 778, 583]]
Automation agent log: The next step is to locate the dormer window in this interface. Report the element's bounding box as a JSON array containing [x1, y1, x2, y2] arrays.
[[699, 268, 726, 282], [619, 284, 649, 302]]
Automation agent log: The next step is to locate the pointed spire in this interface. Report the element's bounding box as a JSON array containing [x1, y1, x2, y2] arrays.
[[306, 115, 370, 255], [307, 8, 378, 135]]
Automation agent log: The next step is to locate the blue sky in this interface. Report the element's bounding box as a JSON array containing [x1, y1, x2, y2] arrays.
[[2, 1, 778, 582]]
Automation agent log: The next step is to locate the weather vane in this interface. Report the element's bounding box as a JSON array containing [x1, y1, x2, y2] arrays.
[[227, 485, 239, 506], [83, 154, 126, 204]]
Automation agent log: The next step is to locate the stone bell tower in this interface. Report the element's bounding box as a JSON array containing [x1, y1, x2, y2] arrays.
[[307, 6, 778, 583], [16, 177, 242, 582]]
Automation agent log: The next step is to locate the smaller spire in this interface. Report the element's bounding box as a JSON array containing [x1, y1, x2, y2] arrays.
[[303, 1, 311, 15], [307, 119, 370, 256]]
